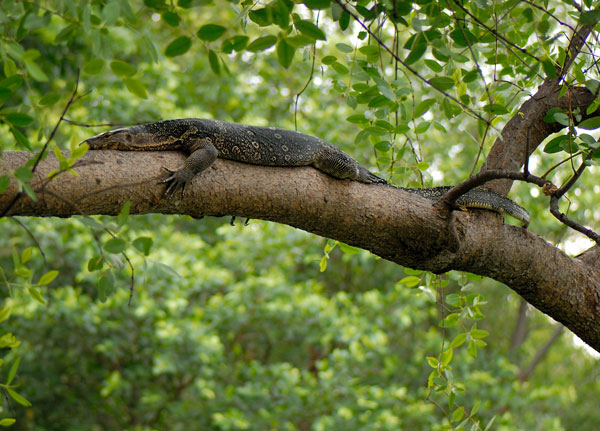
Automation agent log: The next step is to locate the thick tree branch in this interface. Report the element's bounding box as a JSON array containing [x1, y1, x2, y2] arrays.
[[482, 81, 596, 194], [483, 24, 596, 195], [1, 150, 600, 352]]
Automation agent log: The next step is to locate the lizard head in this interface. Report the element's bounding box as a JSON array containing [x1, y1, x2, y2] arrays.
[[82, 128, 136, 150]]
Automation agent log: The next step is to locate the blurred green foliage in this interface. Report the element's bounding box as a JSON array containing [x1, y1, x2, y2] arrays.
[[0, 0, 599, 430]]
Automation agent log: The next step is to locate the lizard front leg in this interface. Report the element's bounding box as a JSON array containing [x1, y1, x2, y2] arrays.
[[162, 138, 218, 198]]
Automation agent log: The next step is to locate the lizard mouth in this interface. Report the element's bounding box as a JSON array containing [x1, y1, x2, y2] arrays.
[[81, 129, 132, 148]]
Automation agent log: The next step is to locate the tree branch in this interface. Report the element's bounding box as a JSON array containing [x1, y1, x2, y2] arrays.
[[1, 150, 600, 352]]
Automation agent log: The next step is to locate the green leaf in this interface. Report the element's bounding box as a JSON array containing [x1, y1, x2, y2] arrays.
[[483, 103, 509, 115], [20, 247, 32, 264], [414, 99, 436, 117], [165, 36, 192, 57], [276, 39, 295, 68], [542, 58, 557, 79], [104, 238, 126, 254], [196, 24, 227, 41], [449, 333, 467, 349], [0, 175, 11, 194], [88, 255, 104, 271], [0, 418, 16, 427], [346, 114, 367, 124], [272, 0, 291, 28], [0, 87, 11, 106], [322, 55, 337, 65], [246, 35, 278, 53], [398, 276, 420, 288], [331, 62, 349, 75], [249, 8, 272, 27], [102, 0, 120, 25], [470, 328, 489, 339], [424, 59, 443, 73], [405, 43, 426, 65], [37, 270, 59, 286], [7, 357, 21, 385], [24, 60, 48, 82], [5, 42, 24, 61], [430, 76, 454, 91], [415, 121, 431, 134], [426, 356, 438, 368], [27, 287, 46, 305], [39, 92, 61, 107], [336, 43, 353, 53], [6, 388, 32, 407], [208, 50, 220, 75], [110, 60, 137, 77], [544, 135, 569, 153], [483, 416, 496, 431], [543, 107, 563, 123], [580, 9, 600, 25], [578, 116, 600, 130], [98, 272, 114, 302], [0, 303, 12, 323], [441, 348, 453, 366], [14, 166, 33, 183], [452, 407, 465, 422], [22, 183, 37, 201], [78, 216, 106, 231], [221, 36, 248, 53], [162, 11, 180, 27], [144, 0, 167, 10], [3, 58, 17, 77], [124, 78, 148, 99], [442, 313, 460, 327], [83, 58, 106, 75], [133, 237, 153, 256], [375, 141, 390, 152], [117, 201, 130, 226], [319, 256, 327, 272], [294, 20, 326, 40], [303, 0, 331, 9], [5, 112, 33, 127]]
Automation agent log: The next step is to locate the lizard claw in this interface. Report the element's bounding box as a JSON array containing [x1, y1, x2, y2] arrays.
[[160, 167, 192, 199]]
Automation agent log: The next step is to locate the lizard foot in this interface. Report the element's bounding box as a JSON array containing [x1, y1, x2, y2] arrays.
[[230, 216, 251, 226], [160, 167, 194, 199]]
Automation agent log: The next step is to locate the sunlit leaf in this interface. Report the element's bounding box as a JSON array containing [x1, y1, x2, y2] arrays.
[[197, 24, 227, 41], [165, 36, 192, 57]]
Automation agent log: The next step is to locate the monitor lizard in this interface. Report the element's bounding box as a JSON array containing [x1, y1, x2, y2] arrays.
[[83, 118, 529, 227]]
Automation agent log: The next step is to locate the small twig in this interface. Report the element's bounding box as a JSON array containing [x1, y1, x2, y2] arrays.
[[294, 14, 318, 131], [438, 169, 548, 210], [555, 151, 594, 198], [451, 0, 542, 64], [560, 24, 595, 79], [445, 0, 493, 107], [335, 0, 492, 126], [517, 325, 564, 382], [122, 252, 135, 306], [32, 70, 80, 173], [63, 119, 152, 128], [523, 128, 531, 175], [549, 194, 600, 243], [520, 0, 576, 32], [10, 218, 47, 266], [1, 70, 81, 217], [540, 151, 583, 179], [438, 168, 600, 244]]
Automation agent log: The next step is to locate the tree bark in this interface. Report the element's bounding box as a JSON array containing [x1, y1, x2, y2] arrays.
[[1, 149, 600, 352]]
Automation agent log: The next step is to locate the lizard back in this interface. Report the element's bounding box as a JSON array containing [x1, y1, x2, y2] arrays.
[[141, 118, 331, 166]]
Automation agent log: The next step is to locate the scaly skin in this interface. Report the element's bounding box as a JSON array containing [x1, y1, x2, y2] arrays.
[[83, 118, 529, 226]]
